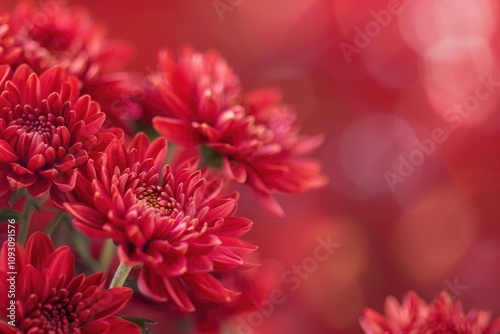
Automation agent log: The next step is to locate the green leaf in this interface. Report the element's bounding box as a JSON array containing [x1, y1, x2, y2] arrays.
[[0, 208, 22, 223], [116, 315, 157, 332], [201, 145, 223, 169], [28, 194, 48, 213], [31, 200, 43, 213], [8, 189, 24, 206]]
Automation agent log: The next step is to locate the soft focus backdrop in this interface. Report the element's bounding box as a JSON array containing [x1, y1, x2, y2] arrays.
[[4, 0, 500, 333]]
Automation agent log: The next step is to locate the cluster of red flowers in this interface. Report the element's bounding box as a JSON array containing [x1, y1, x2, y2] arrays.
[[150, 48, 326, 216], [360, 291, 500, 334], [0, 1, 325, 332], [1, 1, 498, 333]]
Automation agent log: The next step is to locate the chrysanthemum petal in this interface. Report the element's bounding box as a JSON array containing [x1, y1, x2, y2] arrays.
[[1, 233, 137, 332], [253, 192, 285, 217], [25, 232, 55, 272], [0, 321, 17, 333], [153, 117, 199, 145], [27, 176, 52, 198], [82, 317, 141, 334], [164, 277, 196, 312], [222, 158, 247, 183], [0, 140, 18, 163], [7, 172, 37, 188], [88, 288, 132, 321], [138, 267, 169, 303]]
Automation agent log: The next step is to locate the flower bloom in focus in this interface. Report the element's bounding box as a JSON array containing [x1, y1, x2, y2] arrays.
[[360, 291, 500, 334], [65, 133, 257, 312], [0, 232, 140, 333], [3, 0, 141, 129], [0, 64, 117, 206], [151, 48, 326, 216]]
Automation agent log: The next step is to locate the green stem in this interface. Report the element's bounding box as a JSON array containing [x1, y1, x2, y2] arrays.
[[109, 262, 133, 288], [44, 211, 66, 236], [99, 239, 116, 273], [18, 196, 37, 245], [40, 205, 62, 212]]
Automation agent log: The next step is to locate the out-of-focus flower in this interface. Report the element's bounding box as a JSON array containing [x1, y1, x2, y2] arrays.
[[360, 291, 500, 334], [0, 232, 140, 334], [0, 12, 22, 66], [151, 48, 326, 216], [65, 133, 257, 312], [146, 47, 241, 123], [3, 0, 141, 129], [0, 64, 117, 206], [187, 261, 283, 334], [235, 88, 326, 215]]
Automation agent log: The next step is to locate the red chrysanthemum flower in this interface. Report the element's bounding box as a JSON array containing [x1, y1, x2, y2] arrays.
[[64, 133, 257, 312], [360, 291, 500, 334], [229, 88, 326, 215], [145, 47, 241, 123], [0, 232, 140, 334], [151, 48, 326, 216], [0, 64, 117, 206], [3, 0, 141, 129]]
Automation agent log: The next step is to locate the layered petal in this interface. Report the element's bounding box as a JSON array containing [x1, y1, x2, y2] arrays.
[[66, 132, 256, 312], [360, 291, 500, 334], [149, 48, 326, 216], [0, 232, 140, 333], [2, 0, 141, 130], [0, 65, 117, 206]]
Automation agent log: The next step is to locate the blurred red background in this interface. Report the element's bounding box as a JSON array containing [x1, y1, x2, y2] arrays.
[[4, 0, 500, 333]]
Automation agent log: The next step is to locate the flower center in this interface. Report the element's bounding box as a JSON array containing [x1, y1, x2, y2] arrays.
[[12, 105, 58, 142], [21, 288, 79, 333], [138, 187, 163, 209], [29, 26, 73, 51], [137, 186, 178, 215]]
